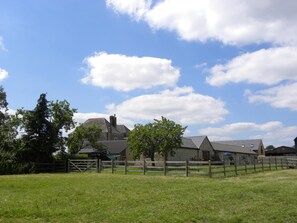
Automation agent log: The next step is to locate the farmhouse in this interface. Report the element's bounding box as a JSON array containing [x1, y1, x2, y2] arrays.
[[83, 115, 130, 141], [78, 116, 258, 164]]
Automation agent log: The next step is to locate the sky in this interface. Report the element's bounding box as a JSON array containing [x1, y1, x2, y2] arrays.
[[0, 0, 296, 147]]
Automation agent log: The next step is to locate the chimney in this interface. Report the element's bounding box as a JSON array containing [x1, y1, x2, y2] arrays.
[[109, 114, 117, 128]]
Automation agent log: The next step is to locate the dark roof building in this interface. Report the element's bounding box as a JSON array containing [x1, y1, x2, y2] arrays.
[[213, 139, 265, 156], [265, 146, 297, 156], [83, 115, 130, 141]]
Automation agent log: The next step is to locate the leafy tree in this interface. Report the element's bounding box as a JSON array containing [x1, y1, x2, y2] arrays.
[[128, 117, 186, 162], [17, 93, 76, 163], [67, 124, 104, 156], [266, 145, 275, 151], [0, 86, 31, 174]]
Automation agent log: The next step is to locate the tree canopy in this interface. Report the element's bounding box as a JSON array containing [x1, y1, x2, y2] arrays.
[[0, 86, 29, 174], [67, 123, 104, 155], [16, 93, 76, 163], [128, 117, 186, 161]]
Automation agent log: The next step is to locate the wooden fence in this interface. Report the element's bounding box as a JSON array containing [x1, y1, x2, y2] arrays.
[[66, 156, 297, 177], [35, 160, 67, 173]]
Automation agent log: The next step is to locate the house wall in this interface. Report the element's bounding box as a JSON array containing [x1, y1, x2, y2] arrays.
[[217, 152, 256, 165], [167, 148, 199, 161], [199, 139, 215, 161]]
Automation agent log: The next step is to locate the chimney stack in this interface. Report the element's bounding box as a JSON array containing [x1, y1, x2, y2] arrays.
[[109, 114, 117, 128]]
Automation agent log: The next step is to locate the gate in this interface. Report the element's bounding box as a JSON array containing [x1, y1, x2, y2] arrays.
[[68, 159, 97, 172]]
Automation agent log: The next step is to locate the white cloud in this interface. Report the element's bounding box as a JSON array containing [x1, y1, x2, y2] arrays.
[[106, 0, 151, 19], [200, 121, 283, 136], [106, 86, 228, 125], [0, 68, 8, 81], [82, 52, 180, 91], [207, 47, 297, 86], [246, 82, 297, 111], [106, 0, 297, 46], [199, 121, 297, 147]]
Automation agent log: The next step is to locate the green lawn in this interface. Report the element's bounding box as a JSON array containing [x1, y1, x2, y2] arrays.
[[1, 170, 297, 223]]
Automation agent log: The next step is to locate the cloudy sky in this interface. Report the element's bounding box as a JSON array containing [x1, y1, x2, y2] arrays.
[[0, 0, 296, 147]]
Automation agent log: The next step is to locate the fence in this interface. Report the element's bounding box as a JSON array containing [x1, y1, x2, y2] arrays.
[[35, 160, 67, 173], [66, 156, 297, 177]]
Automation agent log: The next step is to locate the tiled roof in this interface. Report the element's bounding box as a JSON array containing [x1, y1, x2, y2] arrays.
[[185, 136, 208, 148], [211, 142, 257, 155], [213, 139, 263, 151], [79, 140, 128, 154]]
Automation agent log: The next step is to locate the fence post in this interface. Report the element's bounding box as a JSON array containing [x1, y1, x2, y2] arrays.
[[111, 160, 115, 174], [223, 158, 226, 177], [99, 159, 102, 173], [65, 159, 68, 173], [281, 158, 283, 169], [262, 157, 264, 172], [208, 160, 212, 178], [96, 158, 99, 173], [253, 158, 256, 173], [185, 160, 189, 177], [234, 159, 238, 175], [269, 157, 271, 170], [68, 159, 71, 173], [125, 159, 127, 175], [275, 157, 277, 170], [245, 161, 247, 174], [163, 159, 167, 176], [143, 160, 146, 175]]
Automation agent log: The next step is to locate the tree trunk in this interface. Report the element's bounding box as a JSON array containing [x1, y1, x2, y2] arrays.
[[150, 154, 155, 166]]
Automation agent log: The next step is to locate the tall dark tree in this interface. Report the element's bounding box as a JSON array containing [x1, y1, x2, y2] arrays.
[[17, 94, 76, 163], [128, 117, 186, 162]]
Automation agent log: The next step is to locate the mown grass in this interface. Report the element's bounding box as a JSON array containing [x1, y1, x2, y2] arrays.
[[0, 170, 297, 223]]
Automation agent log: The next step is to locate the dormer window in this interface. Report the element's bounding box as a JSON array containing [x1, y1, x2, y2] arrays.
[[250, 144, 254, 148], [241, 144, 245, 148]]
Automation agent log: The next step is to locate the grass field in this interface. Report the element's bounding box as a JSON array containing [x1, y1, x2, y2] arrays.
[[1, 170, 297, 223]]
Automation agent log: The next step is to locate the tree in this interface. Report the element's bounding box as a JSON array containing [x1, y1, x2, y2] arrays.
[[17, 93, 76, 163], [0, 86, 30, 174], [67, 123, 104, 156], [266, 145, 275, 151], [128, 117, 186, 162]]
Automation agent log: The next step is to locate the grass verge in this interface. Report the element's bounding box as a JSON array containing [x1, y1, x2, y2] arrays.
[[0, 170, 297, 223]]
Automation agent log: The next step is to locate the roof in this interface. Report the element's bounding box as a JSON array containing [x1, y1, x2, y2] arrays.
[[79, 140, 128, 154], [116, 125, 130, 134], [211, 142, 257, 155], [266, 146, 297, 155], [185, 136, 208, 148], [181, 138, 198, 149], [83, 118, 129, 134], [213, 139, 263, 151]]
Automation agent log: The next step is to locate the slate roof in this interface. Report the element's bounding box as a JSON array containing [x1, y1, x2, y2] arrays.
[[83, 118, 130, 137], [213, 139, 263, 151], [79, 140, 128, 154], [211, 142, 257, 155], [185, 136, 208, 148], [265, 146, 297, 156], [181, 138, 198, 149], [84, 118, 119, 133]]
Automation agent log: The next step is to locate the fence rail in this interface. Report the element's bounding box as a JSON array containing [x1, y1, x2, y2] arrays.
[[65, 157, 297, 177], [34, 157, 297, 176]]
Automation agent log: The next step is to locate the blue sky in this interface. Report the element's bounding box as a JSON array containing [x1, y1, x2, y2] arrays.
[[0, 0, 296, 147]]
